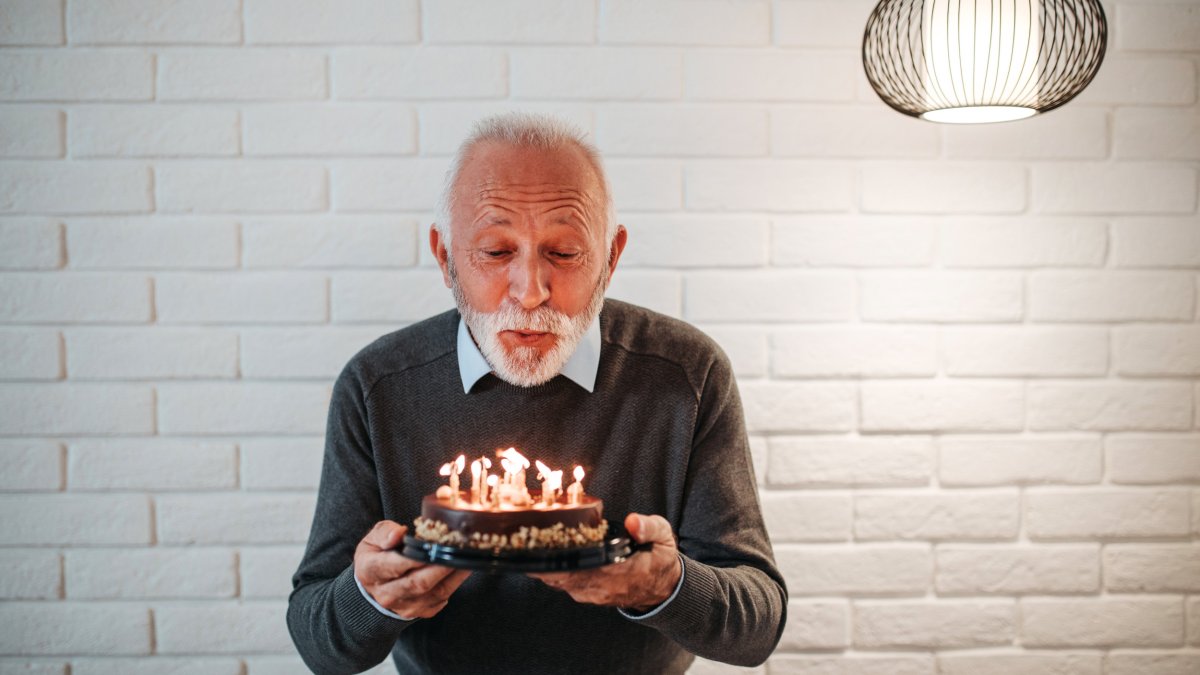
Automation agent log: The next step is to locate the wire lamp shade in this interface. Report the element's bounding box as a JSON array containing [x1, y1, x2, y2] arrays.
[[863, 0, 1107, 123]]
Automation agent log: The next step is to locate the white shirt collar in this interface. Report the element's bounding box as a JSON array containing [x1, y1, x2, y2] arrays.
[[456, 314, 601, 394]]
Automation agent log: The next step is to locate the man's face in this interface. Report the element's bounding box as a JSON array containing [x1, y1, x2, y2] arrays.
[[432, 142, 627, 386]]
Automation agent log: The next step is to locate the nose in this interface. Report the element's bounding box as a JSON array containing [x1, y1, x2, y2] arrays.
[[508, 251, 550, 310]]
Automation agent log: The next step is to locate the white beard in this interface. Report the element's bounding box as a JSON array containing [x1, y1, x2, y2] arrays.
[[449, 260, 606, 387]]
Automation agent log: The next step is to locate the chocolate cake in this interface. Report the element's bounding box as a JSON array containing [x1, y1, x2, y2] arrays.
[[413, 491, 608, 550]]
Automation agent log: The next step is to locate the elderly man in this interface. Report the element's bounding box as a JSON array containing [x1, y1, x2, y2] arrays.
[[287, 113, 786, 674]]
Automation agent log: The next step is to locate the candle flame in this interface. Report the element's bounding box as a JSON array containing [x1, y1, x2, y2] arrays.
[[454, 454, 466, 474], [535, 459, 553, 480], [548, 469, 563, 491], [499, 447, 530, 468], [574, 465, 585, 482], [438, 463, 451, 476], [471, 459, 481, 474], [480, 457, 492, 469], [487, 474, 498, 486]]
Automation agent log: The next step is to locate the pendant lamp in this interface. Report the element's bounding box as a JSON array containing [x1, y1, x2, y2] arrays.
[[862, 0, 1107, 123]]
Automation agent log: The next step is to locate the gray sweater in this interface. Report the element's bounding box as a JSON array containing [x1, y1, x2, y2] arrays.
[[287, 299, 787, 674]]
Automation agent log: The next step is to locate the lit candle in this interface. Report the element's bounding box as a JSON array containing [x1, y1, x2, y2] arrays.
[[470, 459, 482, 503], [487, 474, 499, 508], [450, 454, 465, 506], [535, 460, 561, 506], [567, 465, 585, 505], [437, 462, 453, 501], [499, 448, 531, 504], [479, 457, 491, 504]]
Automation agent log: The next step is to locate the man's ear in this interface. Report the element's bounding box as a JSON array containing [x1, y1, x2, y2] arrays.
[[606, 225, 628, 283], [430, 224, 452, 289]]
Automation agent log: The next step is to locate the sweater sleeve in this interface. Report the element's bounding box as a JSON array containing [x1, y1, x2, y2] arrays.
[[286, 365, 416, 675], [625, 352, 788, 667]]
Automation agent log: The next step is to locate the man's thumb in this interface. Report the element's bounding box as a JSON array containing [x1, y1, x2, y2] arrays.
[[626, 513, 673, 545]]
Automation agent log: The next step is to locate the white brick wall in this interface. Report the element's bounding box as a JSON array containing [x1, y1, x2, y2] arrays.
[[0, 1, 1196, 672]]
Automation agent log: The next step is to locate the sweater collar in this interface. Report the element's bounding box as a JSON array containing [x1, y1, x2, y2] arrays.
[[456, 314, 601, 394]]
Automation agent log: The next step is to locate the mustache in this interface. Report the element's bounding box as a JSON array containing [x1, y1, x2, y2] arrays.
[[491, 301, 571, 334]]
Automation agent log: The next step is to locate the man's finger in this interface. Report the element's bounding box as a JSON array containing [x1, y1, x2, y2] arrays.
[[364, 520, 407, 550], [625, 513, 674, 545]]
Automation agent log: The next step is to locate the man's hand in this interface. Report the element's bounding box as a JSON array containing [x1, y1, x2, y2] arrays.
[[528, 513, 682, 613], [354, 520, 471, 619]]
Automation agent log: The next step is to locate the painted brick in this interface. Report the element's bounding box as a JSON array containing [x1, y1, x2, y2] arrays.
[[1191, 597, 1200, 645], [684, 161, 853, 212], [1028, 382, 1192, 432], [67, 218, 238, 269], [1105, 544, 1200, 593], [0, 218, 61, 269], [69, 0, 240, 44], [1113, 218, 1200, 268], [0, 162, 152, 214], [157, 494, 315, 544], [774, 545, 930, 596], [860, 272, 1023, 322], [944, 107, 1108, 159], [240, 545, 305, 598], [936, 545, 1099, 595], [772, 217, 936, 267], [417, 102, 595, 156], [0, 440, 61, 490], [1116, 326, 1200, 376], [776, 600, 848, 651], [1107, 435, 1200, 485], [0, 0, 63, 45], [740, 382, 857, 433], [244, 104, 416, 156], [240, 439, 323, 490], [0, 603, 150, 655], [332, 158, 447, 211], [694, 326, 767, 377], [68, 328, 236, 379], [771, 105, 939, 157], [1030, 272, 1195, 322], [0, 329, 60, 379], [621, 217, 767, 268], [0, 273, 150, 322], [0, 549, 60, 599], [605, 270, 681, 317], [769, 655, 931, 675], [334, 47, 506, 100], [861, 163, 1026, 214], [66, 548, 236, 599], [767, 436, 932, 487], [0, 494, 150, 545], [597, 106, 767, 157], [608, 161, 682, 212], [939, 653, 1101, 675], [0, 663, 67, 675], [853, 600, 1015, 648], [855, 491, 1019, 541], [71, 659, 242, 675], [686, 271, 854, 322], [244, 217, 417, 269], [1118, 4, 1200, 52], [426, 0, 593, 44], [512, 48, 681, 100], [939, 436, 1103, 486], [158, 383, 330, 435], [774, 1, 875, 48], [332, 271, 452, 322], [155, 602, 292, 653], [861, 381, 1024, 432], [0, 107, 62, 157], [157, 162, 327, 213], [1033, 163, 1196, 214], [0, 384, 153, 435], [70, 106, 239, 157], [943, 326, 1108, 377], [1115, 108, 1200, 160], [748, 435, 768, 486], [159, 50, 326, 101], [1107, 654, 1200, 675], [600, 0, 769, 46], [155, 273, 328, 324], [686, 50, 856, 101], [1021, 598, 1184, 647], [773, 326, 937, 378], [68, 440, 236, 490], [0, 50, 152, 100], [761, 491, 851, 542], [240, 327, 385, 379], [1074, 56, 1195, 105], [1026, 489, 1191, 540], [245, 0, 418, 44], [940, 218, 1108, 268]]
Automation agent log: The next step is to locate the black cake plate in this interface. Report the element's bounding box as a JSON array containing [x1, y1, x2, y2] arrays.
[[400, 534, 653, 573]]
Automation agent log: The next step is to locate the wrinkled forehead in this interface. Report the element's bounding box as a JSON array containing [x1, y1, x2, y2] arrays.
[[453, 142, 606, 218]]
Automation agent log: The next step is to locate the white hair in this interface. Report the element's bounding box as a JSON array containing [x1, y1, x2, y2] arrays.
[[434, 112, 617, 248]]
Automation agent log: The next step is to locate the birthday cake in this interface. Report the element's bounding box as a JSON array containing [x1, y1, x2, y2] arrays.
[[412, 450, 608, 551]]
